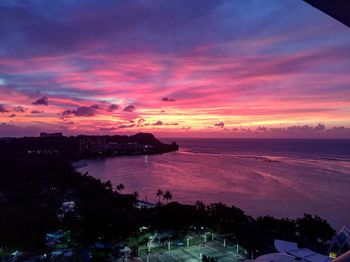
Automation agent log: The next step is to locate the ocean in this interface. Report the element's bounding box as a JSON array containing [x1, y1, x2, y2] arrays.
[[79, 138, 350, 229]]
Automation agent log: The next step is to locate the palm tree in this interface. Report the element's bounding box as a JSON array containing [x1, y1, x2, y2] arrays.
[[156, 189, 163, 205], [163, 191, 172, 204], [115, 183, 125, 192], [103, 180, 113, 191], [195, 201, 206, 212], [132, 191, 139, 200], [128, 191, 139, 205]]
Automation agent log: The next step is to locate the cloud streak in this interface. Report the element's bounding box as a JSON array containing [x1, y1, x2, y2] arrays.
[[0, 0, 349, 137]]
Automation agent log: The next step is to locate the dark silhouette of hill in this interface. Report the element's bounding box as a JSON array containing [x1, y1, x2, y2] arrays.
[[0, 133, 335, 259], [0, 132, 179, 160]]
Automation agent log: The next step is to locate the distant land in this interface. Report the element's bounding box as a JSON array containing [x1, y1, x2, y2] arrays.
[[0, 132, 179, 161]]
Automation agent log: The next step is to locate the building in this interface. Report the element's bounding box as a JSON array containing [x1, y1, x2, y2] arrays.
[[244, 239, 333, 262], [136, 200, 156, 209], [329, 226, 350, 258], [244, 236, 350, 262]]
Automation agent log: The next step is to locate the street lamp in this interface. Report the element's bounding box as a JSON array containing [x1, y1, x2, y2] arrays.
[[251, 249, 258, 260]]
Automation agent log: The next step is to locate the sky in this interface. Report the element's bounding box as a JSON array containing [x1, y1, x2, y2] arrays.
[[0, 0, 349, 138]]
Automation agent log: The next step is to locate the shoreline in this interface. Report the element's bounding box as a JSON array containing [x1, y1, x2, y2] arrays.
[[79, 147, 350, 230]]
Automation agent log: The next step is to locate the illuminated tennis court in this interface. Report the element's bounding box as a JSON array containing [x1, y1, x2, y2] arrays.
[[142, 241, 245, 262]]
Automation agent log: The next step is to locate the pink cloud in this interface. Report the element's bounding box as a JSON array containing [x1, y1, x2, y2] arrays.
[[0, 1, 349, 138]]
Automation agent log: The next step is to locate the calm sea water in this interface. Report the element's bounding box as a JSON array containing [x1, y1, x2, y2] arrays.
[[80, 139, 350, 228]]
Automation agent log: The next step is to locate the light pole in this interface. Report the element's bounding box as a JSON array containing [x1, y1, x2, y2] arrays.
[[251, 249, 258, 260]]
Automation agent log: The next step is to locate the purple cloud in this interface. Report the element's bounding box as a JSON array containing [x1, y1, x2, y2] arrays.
[[62, 105, 99, 117], [257, 126, 268, 132], [137, 118, 145, 124], [214, 122, 225, 128], [314, 123, 326, 131], [32, 97, 49, 106], [0, 1, 349, 138], [31, 110, 43, 114], [123, 105, 135, 112], [161, 97, 176, 102], [152, 120, 163, 126], [251, 124, 345, 137], [13, 106, 26, 113], [107, 104, 119, 112], [0, 0, 224, 59], [0, 105, 9, 113], [286, 124, 325, 133]]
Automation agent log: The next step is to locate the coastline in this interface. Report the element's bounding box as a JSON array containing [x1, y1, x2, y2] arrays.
[[72, 160, 88, 169], [0, 149, 339, 261], [79, 139, 350, 230]]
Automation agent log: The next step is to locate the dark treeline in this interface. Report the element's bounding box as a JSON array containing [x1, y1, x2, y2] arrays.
[[0, 157, 335, 257], [0, 158, 140, 250], [143, 202, 334, 254]]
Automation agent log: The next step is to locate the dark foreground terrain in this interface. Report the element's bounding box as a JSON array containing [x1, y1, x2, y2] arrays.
[[0, 134, 335, 261]]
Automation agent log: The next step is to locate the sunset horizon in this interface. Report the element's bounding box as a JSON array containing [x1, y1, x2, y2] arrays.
[[1, 0, 349, 138], [1, 1, 350, 261]]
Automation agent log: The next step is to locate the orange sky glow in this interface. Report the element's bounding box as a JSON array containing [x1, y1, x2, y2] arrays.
[[0, 1, 349, 138]]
